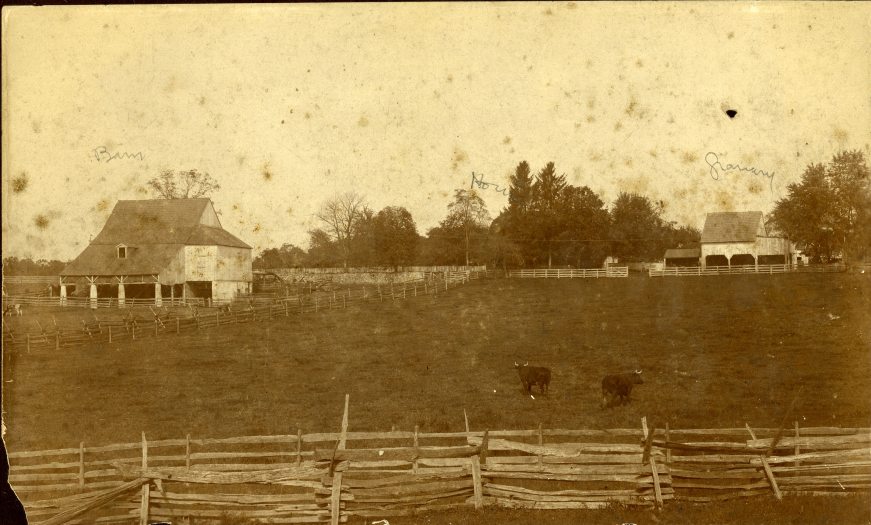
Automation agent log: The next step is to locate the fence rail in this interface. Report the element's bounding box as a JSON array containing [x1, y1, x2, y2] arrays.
[[265, 266, 487, 274], [8, 403, 870, 525], [649, 264, 847, 277], [508, 267, 629, 279], [2, 274, 474, 351]]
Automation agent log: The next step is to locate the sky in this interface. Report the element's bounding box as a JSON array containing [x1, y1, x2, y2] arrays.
[[2, 2, 869, 261]]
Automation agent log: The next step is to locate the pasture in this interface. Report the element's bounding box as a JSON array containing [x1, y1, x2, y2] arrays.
[[3, 272, 869, 454]]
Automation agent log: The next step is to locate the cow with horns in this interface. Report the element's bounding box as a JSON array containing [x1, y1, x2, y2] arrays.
[[601, 370, 644, 407], [514, 361, 551, 396]]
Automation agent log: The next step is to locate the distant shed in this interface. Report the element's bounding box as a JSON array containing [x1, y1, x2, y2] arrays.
[[664, 247, 701, 267], [60, 198, 252, 306]]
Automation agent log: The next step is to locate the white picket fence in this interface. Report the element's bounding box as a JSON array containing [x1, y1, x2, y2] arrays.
[[508, 267, 629, 279], [649, 264, 846, 277]]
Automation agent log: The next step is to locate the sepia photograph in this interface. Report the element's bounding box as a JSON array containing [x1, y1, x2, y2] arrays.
[[1, 2, 870, 524]]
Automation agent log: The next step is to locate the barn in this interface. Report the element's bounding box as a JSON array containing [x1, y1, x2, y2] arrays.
[[60, 198, 252, 306], [700, 211, 792, 268]]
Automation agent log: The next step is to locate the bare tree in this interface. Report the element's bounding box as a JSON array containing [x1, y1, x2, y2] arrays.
[[147, 169, 221, 199], [442, 189, 491, 266], [315, 192, 368, 268]]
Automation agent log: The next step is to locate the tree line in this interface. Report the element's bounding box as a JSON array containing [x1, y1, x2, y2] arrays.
[[256, 161, 701, 270]]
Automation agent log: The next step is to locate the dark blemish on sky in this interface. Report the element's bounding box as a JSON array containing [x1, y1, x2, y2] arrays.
[[281, 120, 285, 124], [198, 96, 206, 106], [11, 172, 28, 193], [543, 8, 554, 15], [716, 190, 735, 211], [358, 116, 369, 127], [635, 59, 644, 68], [682, 152, 698, 164], [503, 136, 511, 145], [433, 90, 441, 99], [566, 2, 577, 9], [748, 180, 763, 195], [648, 150, 658, 158], [589, 151, 603, 162], [614, 121, 623, 131], [728, 31, 734, 39], [833, 127, 848, 142], [304, 113, 311, 119], [262, 164, 273, 181], [624, 158, 633, 168], [34, 214, 50, 230], [446, 74, 453, 83], [253, 224, 262, 233], [451, 149, 468, 171], [32, 121, 41, 134], [96, 199, 110, 212], [586, 115, 596, 123], [726, 109, 737, 119]]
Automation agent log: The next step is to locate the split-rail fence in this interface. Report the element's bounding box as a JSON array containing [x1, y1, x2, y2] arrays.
[[8, 398, 871, 524]]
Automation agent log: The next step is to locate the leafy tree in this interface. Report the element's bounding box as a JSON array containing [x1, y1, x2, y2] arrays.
[[315, 192, 368, 268], [146, 169, 221, 199], [253, 243, 306, 269], [502, 161, 537, 265], [349, 206, 378, 267], [441, 189, 491, 266], [529, 162, 568, 267], [304, 228, 339, 267], [556, 185, 611, 267], [609, 192, 667, 261], [372, 206, 418, 269], [771, 151, 870, 263]]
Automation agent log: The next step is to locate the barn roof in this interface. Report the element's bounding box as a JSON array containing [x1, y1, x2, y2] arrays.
[[61, 199, 250, 276], [664, 247, 701, 259], [700, 211, 763, 243]]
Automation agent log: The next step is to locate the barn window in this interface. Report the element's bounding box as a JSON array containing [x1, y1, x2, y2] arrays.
[[117, 245, 127, 259]]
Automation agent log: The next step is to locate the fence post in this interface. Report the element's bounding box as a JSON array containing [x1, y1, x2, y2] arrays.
[[176, 318, 180, 335], [139, 432, 150, 525], [537, 423, 543, 468], [315, 296, 319, 312], [745, 423, 782, 500], [56, 332, 60, 350], [79, 441, 85, 489], [108, 326, 112, 344], [296, 428, 302, 467], [285, 302, 289, 317], [154, 320, 158, 337], [26, 334, 30, 353], [132, 324, 136, 340], [794, 421, 800, 470], [330, 394, 350, 525], [185, 433, 191, 470], [642, 418, 663, 510], [412, 425, 420, 474]]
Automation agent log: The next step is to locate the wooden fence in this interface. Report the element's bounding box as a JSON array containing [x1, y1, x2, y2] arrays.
[[649, 264, 847, 277], [2, 275, 58, 285], [1, 273, 474, 351], [266, 266, 487, 274], [9, 399, 869, 524], [508, 267, 629, 279]]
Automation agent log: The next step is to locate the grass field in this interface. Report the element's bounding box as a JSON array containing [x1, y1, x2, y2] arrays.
[[3, 272, 869, 452]]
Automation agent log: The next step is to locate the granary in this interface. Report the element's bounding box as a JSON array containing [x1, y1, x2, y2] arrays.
[[60, 199, 252, 306], [700, 211, 792, 268]]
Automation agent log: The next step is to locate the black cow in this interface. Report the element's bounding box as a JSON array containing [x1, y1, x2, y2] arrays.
[[514, 361, 551, 395], [601, 370, 644, 407]]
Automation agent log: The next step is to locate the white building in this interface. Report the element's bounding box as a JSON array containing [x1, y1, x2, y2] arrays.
[[700, 211, 792, 268]]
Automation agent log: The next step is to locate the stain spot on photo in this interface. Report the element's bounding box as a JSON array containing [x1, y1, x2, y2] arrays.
[[451, 149, 468, 171], [586, 115, 596, 123], [648, 150, 658, 158], [358, 116, 369, 127], [748, 180, 763, 195], [727, 31, 735, 39], [833, 127, 848, 143], [502, 136, 511, 145], [262, 163, 273, 181], [681, 152, 698, 164], [635, 58, 644, 68], [96, 199, 110, 212], [11, 172, 29, 193], [34, 214, 50, 230]]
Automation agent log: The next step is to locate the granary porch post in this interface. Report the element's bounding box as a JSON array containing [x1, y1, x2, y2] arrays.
[[153, 276, 162, 307], [117, 276, 126, 307], [59, 277, 67, 307]]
